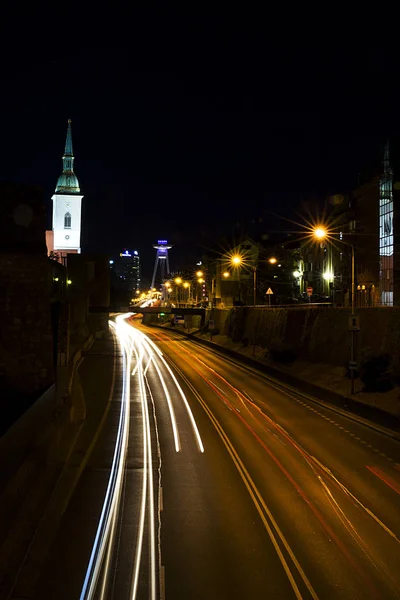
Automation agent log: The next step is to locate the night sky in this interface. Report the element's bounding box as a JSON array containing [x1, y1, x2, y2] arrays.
[[1, 8, 398, 277]]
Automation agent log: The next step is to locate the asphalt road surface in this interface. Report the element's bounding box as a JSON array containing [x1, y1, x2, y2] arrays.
[[29, 315, 400, 599]]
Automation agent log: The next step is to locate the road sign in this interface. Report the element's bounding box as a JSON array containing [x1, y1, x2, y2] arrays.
[[348, 315, 360, 331], [307, 286, 313, 296], [266, 288, 273, 295]]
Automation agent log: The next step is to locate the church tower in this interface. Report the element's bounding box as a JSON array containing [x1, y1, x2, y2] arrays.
[[50, 119, 83, 256]]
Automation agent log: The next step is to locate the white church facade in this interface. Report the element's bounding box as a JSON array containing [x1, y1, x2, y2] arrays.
[[46, 119, 83, 260]]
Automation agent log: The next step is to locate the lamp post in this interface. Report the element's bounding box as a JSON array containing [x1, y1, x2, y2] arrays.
[[174, 277, 182, 305], [252, 265, 257, 306], [183, 281, 190, 306], [313, 227, 357, 395], [197, 277, 204, 305], [231, 255, 242, 303]]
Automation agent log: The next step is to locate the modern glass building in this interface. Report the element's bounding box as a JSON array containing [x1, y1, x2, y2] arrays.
[[379, 142, 394, 306], [110, 249, 141, 305]]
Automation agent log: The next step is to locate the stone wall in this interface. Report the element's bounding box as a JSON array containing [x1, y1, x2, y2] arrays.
[[0, 184, 55, 434], [0, 254, 54, 397], [222, 307, 400, 374]]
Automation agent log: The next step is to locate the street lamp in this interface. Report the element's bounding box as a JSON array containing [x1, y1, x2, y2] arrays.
[[313, 226, 356, 394], [312, 227, 355, 313], [313, 227, 327, 240], [268, 257, 277, 264], [174, 277, 183, 304], [183, 281, 190, 305], [230, 255, 243, 303], [231, 255, 241, 266], [230, 254, 258, 306]]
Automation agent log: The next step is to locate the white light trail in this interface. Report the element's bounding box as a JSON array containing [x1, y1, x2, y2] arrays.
[[80, 314, 202, 599], [146, 349, 181, 452], [79, 317, 131, 600], [129, 342, 157, 600], [143, 335, 204, 453], [130, 342, 149, 598]]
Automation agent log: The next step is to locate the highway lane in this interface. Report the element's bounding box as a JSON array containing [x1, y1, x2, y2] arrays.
[[141, 322, 400, 599], [31, 315, 296, 599], [28, 315, 400, 599]]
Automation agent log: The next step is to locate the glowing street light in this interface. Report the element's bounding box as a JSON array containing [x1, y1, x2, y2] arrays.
[[231, 255, 242, 266], [196, 270, 203, 277], [268, 257, 277, 264], [313, 227, 327, 240], [223, 272, 230, 278], [174, 277, 182, 285]]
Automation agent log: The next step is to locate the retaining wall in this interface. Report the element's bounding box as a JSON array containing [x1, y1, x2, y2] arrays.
[[222, 307, 400, 374]]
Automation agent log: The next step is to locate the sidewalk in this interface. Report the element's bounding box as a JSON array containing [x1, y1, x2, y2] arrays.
[[2, 329, 118, 600]]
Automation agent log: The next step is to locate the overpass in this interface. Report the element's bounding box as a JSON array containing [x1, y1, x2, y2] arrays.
[[129, 305, 206, 316]]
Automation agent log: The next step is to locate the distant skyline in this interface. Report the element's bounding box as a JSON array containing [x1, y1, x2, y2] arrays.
[[1, 10, 399, 279]]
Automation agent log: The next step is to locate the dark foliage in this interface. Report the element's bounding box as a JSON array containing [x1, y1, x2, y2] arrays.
[[359, 352, 393, 392], [268, 342, 297, 364]]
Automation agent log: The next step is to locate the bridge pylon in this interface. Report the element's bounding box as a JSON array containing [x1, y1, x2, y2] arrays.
[[151, 239, 172, 289]]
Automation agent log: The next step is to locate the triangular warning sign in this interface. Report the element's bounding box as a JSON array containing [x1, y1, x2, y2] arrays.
[[266, 288, 273, 295]]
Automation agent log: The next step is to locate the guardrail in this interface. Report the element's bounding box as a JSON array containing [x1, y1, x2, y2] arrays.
[[233, 303, 333, 309]]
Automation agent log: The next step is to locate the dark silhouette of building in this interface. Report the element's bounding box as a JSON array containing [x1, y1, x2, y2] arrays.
[[110, 249, 141, 308]]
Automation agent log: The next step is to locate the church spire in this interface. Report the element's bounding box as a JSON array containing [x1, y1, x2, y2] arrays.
[[64, 119, 73, 157], [55, 119, 80, 194]]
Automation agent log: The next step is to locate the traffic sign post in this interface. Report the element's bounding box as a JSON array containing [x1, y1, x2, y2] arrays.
[[266, 288, 273, 307], [348, 315, 360, 331]]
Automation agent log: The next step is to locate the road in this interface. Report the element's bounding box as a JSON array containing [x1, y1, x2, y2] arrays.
[[30, 314, 400, 599]]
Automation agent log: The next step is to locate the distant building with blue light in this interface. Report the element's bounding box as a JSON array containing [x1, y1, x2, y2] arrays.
[[110, 249, 141, 305]]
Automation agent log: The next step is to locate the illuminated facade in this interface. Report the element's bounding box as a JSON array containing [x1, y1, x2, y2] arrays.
[[379, 142, 394, 305], [47, 120, 83, 259]]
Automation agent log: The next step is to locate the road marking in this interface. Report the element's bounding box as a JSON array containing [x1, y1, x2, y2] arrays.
[[273, 433, 287, 446], [151, 328, 400, 553], [182, 340, 400, 460], [177, 371, 319, 600], [209, 380, 229, 396]]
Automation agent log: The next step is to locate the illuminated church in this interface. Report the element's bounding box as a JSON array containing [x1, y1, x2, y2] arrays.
[[46, 120, 83, 260]]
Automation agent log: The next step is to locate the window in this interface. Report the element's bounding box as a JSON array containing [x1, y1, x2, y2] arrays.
[[64, 212, 71, 229], [379, 169, 393, 305]]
